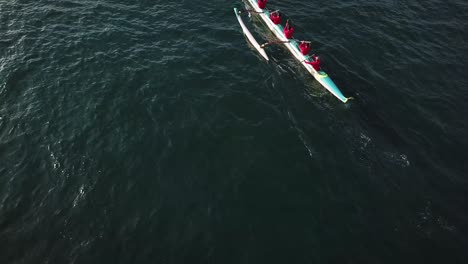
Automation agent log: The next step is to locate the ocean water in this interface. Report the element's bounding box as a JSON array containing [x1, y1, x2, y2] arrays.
[[0, 0, 467, 263]]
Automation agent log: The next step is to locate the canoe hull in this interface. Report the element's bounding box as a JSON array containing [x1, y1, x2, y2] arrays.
[[245, 0, 349, 103]]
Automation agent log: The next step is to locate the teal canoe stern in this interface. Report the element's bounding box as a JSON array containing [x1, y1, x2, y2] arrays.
[[318, 73, 350, 103]]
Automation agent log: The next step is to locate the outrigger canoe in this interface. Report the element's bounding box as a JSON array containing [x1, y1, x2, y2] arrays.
[[242, 0, 352, 103]]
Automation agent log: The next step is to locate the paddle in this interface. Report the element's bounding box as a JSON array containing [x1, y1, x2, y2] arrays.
[[302, 55, 316, 62], [260, 40, 290, 48], [237, 8, 263, 14], [289, 39, 311, 43], [261, 39, 311, 48]]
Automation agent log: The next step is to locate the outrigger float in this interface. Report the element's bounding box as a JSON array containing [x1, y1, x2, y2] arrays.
[[233, 1, 352, 103]]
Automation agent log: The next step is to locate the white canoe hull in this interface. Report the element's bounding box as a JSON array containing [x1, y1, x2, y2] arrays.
[[245, 0, 350, 103]]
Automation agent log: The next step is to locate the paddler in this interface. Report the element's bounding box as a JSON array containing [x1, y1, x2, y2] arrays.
[[270, 10, 281, 25], [299, 41, 311, 55], [283, 19, 295, 39], [304, 54, 321, 71], [258, 0, 267, 9]]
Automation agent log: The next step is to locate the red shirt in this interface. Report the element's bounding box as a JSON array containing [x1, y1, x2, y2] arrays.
[[284, 26, 294, 39], [299, 42, 311, 55], [258, 0, 267, 9], [270, 13, 281, 25], [305, 56, 321, 71]]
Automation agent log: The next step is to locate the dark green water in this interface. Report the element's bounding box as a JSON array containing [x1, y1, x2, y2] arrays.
[[1, 0, 467, 263]]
